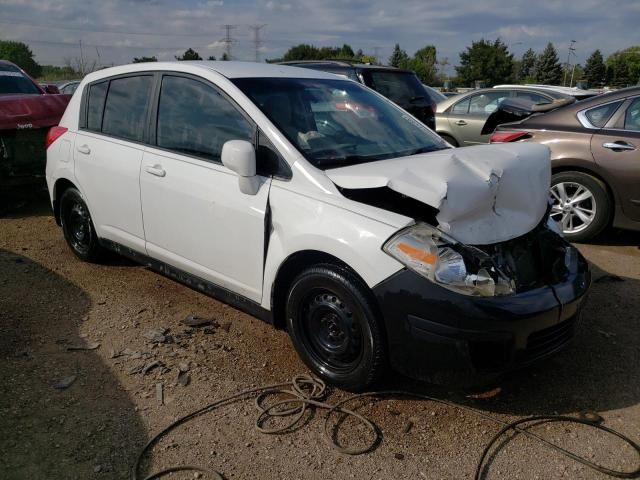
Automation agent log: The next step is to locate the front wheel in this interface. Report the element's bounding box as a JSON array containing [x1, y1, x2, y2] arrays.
[[549, 171, 611, 242], [60, 187, 104, 261], [286, 265, 386, 392]]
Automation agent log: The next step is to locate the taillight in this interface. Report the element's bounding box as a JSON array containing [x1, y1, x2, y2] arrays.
[[489, 131, 529, 143], [45, 126, 68, 149]]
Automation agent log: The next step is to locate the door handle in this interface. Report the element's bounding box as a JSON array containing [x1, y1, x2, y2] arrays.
[[144, 165, 166, 177], [603, 141, 636, 151], [455, 120, 467, 126], [76, 144, 91, 155]]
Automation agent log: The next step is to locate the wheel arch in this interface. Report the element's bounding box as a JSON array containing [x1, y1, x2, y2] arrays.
[[52, 177, 78, 225], [551, 164, 617, 209], [270, 250, 372, 330]]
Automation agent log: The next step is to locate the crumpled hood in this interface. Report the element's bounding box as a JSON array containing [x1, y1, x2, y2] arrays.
[[325, 143, 551, 245]]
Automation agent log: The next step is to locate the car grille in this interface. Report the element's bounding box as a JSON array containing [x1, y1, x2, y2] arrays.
[[524, 316, 575, 362]]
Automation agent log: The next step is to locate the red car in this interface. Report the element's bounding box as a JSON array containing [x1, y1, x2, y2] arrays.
[[0, 60, 71, 189]]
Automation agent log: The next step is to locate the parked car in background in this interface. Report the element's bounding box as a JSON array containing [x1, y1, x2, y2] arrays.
[[39, 82, 61, 94], [490, 86, 640, 241], [494, 84, 601, 101], [57, 80, 81, 95], [0, 60, 71, 190], [279, 61, 435, 130], [46, 61, 589, 390], [435, 87, 574, 146]]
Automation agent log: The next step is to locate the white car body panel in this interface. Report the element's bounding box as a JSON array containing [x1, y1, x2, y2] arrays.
[[140, 146, 271, 302], [325, 143, 551, 245]]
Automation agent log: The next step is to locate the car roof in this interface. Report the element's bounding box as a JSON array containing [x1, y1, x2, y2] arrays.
[[82, 61, 343, 83]]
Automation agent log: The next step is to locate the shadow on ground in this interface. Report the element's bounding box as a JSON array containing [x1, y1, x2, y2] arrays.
[[0, 249, 147, 479]]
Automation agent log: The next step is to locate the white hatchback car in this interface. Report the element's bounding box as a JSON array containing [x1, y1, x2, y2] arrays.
[[46, 62, 590, 391]]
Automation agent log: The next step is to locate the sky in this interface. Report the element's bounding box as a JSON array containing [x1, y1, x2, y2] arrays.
[[1, 0, 638, 69]]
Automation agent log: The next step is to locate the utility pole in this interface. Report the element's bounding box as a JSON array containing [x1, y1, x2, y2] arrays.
[[79, 40, 85, 75], [249, 24, 266, 62], [372, 46, 383, 65], [563, 40, 576, 86], [223, 24, 236, 60]]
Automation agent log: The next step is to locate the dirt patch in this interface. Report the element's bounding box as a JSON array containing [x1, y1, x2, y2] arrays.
[[1, 200, 639, 479]]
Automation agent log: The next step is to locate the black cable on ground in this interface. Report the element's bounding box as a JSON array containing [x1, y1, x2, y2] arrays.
[[132, 374, 640, 480]]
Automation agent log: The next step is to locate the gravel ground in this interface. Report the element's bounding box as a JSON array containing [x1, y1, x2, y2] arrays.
[[1, 197, 639, 480]]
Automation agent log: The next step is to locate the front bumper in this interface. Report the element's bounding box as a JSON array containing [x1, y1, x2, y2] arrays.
[[373, 247, 590, 386]]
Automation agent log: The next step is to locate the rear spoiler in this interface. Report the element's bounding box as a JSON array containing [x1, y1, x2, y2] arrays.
[[481, 97, 575, 135]]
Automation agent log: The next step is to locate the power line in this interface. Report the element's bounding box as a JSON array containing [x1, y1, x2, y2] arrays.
[[248, 24, 267, 62]]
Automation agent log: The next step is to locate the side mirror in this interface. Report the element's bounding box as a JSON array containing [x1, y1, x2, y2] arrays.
[[43, 84, 60, 94], [221, 140, 260, 195]]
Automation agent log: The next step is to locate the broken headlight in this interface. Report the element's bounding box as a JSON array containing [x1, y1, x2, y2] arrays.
[[383, 223, 515, 297]]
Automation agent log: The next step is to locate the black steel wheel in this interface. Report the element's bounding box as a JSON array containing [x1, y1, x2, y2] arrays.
[[60, 187, 104, 261], [286, 264, 386, 391]]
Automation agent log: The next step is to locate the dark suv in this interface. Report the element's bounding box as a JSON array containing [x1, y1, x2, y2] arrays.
[[280, 61, 436, 130]]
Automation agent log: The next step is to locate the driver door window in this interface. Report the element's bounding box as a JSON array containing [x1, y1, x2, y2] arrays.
[[156, 75, 252, 161]]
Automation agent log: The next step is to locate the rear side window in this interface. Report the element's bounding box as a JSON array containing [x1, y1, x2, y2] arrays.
[[451, 98, 470, 114], [623, 98, 640, 131], [584, 101, 622, 128], [156, 75, 252, 161], [468, 92, 508, 115], [86, 81, 108, 131], [102, 76, 153, 142]]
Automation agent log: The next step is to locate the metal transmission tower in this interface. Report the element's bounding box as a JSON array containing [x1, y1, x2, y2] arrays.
[[563, 40, 577, 86], [222, 24, 236, 59], [249, 24, 267, 62]]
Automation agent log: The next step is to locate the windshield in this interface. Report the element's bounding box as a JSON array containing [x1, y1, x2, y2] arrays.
[[0, 64, 41, 95], [232, 77, 447, 169]]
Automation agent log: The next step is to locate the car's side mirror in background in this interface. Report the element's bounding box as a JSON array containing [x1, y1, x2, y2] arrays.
[[221, 140, 260, 195], [43, 84, 60, 94]]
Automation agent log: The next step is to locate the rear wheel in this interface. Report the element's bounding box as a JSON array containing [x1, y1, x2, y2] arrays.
[[550, 171, 611, 242], [439, 133, 458, 147], [60, 188, 104, 261], [286, 264, 386, 391]]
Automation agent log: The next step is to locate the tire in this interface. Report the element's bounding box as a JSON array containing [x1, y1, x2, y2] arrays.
[[439, 133, 458, 147], [550, 171, 611, 242], [59, 187, 104, 262], [285, 264, 386, 392]]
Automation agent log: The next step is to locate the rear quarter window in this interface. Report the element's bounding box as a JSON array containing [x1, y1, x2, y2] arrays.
[[86, 81, 108, 131], [584, 101, 623, 128]]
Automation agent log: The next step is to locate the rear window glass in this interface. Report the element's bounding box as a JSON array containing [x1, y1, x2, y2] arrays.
[[102, 76, 153, 142], [366, 71, 425, 105], [0, 63, 40, 95], [585, 101, 622, 128], [86, 81, 108, 131]]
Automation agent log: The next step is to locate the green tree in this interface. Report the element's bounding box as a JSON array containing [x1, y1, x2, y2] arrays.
[[583, 50, 606, 87], [0, 40, 41, 77], [207, 55, 216, 61], [221, 53, 230, 61], [403, 45, 437, 85], [455, 38, 513, 87], [606, 46, 640, 86], [519, 48, 537, 82], [175, 48, 202, 61], [132, 56, 157, 63], [607, 56, 631, 87], [535, 43, 562, 84], [389, 44, 409, 68]]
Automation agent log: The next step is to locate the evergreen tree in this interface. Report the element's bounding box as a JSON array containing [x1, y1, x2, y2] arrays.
[[607, 57, 631, 87], [132, 56, 157, 63], [455, 38, 513, 87], [207, 55, 216, 61], [583, 50, 606, 87], [519, 48, 537, 82], [535, 43, 562, 84], [175, 48, 202, 61], [388, 44, 409, 68]]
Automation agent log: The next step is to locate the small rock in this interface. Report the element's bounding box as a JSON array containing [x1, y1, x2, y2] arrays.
[[94, 465, 102, 473], [177, 371, 190, 387], [156, 383, 164, 405], [181, 315, 216, 328], [178, 362, 189, 373], [142, 361, 161, 375], [394, 453, 405, 460], [54, 375, 77, 390], [143, 328, 168, 343], [220, 322, 232, 333]]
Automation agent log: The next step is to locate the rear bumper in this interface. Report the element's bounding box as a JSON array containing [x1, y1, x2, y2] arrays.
[[373, 247, 590, 386]]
